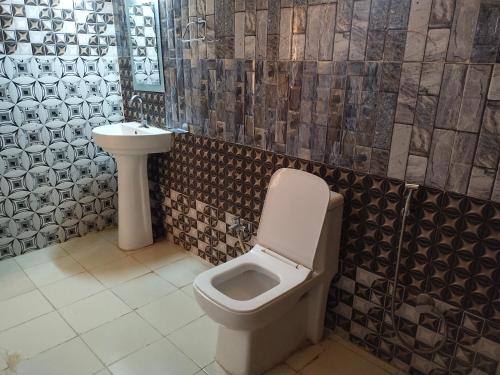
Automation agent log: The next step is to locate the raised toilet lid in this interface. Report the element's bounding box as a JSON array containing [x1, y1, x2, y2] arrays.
[[257, 168, 333, 270]]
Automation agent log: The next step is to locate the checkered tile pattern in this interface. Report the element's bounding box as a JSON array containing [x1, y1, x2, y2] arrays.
[[0, 0, 116, 56]]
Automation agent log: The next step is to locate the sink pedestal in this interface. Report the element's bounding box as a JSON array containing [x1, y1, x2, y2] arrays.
[[116, 154, 153, 250], [92, 122, 171, 251]]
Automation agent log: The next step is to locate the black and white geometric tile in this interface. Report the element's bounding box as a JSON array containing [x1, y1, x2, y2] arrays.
[[0, 55, 123, 258]]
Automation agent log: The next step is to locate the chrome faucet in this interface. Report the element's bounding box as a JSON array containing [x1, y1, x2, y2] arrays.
[[129, 94, 148, 128]]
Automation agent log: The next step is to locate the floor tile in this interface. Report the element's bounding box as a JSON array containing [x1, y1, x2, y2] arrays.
[[24, 256, 84, 287], [180, 284, 195, 299], [0, 312, 75, 362], [156, 257, 210, 287], [0, 290, 53, 332], [39, 272, 105, 309], [99, 228, 118, 245], [168, 316, 218, 368], [89, 257, 150, 288], [138, 290, 204, 335], [81, 312, 161, 365], [0, 268, 35, 302], [131, 241, 188, 270], [13, 338, 103, 375], [286, 341, 329, 371], [15, 245, 67, 270], [94, 369, 112, 375], [70, 240, 127, 270], [60, 233, 104, 254], [59, 290, 131, 334], [203, 362, 230, 375], [300, 339, 392, 375], [112, 273, 176, 309], [109, 338, 199, 375]]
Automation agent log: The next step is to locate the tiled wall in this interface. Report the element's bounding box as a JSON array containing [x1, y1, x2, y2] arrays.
[[140, 0, 500, 202], [0, 0, 123, 258], [157, 133, 500, 375], [111, 1, 500, 374]]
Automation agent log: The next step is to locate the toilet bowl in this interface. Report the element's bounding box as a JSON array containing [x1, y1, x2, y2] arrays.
[[193, 168, 344, 375]]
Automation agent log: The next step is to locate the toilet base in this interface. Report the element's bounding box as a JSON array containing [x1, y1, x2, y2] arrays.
[[215, 293, 313, 375]]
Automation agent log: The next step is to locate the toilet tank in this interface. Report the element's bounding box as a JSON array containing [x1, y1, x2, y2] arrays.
[[257, 168, 344, 271]]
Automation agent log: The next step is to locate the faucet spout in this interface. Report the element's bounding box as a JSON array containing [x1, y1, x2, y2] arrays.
[[129, 94, 148, 128]]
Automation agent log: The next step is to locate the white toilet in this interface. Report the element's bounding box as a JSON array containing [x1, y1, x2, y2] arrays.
[[193, 168, 344, 375]]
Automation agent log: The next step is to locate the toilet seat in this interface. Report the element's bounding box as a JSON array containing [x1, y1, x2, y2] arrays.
[[194, 244, 311, 314]]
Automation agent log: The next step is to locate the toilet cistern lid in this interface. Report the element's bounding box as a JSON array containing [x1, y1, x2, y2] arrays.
[[256, 168, 336, 269]]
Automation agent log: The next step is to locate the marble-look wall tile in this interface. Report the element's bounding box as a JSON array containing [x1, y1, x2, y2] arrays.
[[318, 4, 336, 61], [419, 63, 444, 96], [234, 12, 245, 58], [388, 0, 411, 29], [305, 5, 322, 60], [279, 8, 293, 60], [387, 123, 412, 179], [429, 0, 455, 28], [489, 64, 500, 100], [446, 131, 477, 193], [457, 64, 492, 133], [336, 0, 354, 32], [406, 154, 428, 183], [425, 128, 454, 188], [435, 63, 467, 130], [468, 166, 495, 199], [404, 0, 432, 62], [446, 0, 481, 62], [395, 63, 422, 124], [424, 28, 450, 61], [349, 0, 370, 61], [482, 101, 500, 136], [474, 133, 500, 169], [492, 171, 500, 202], [369, 0, 390, 31]]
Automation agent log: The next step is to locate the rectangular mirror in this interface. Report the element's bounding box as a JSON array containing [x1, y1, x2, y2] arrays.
[[125, 0, 164, 92]]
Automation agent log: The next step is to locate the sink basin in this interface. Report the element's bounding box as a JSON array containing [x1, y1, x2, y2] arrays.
[[92, 122, 172, 155], [92, 122, 172, 250]]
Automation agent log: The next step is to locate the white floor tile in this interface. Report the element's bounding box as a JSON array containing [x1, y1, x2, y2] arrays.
[[99, 228, 118, 245], [0, 290, 53, 332], [82, 312, 161, 365], [203, 362, 230, 375], [180, 284, 195, 299], [168, 316, 218, 368], [59, 291, 131, 334], [156, 257, 210, 287], [0, 269, 35, 302], [300, 339, 392, 375], [138, 290, 204, 335], [89, 257, 149, 288], [60, 233, 104, 254], [131, 241, 188, 270], [15, 245, 68, 270], [13, 338, 103, 375], [0, 312, 75, 361], [109, 338, 199, 375], [93, 369, 112, 375], [285, 341, 329, 371], [70, 240, 127, 270], [24, 256, 84, 287], [112, 273, 176, 309], [0, 258, 21, 277], [39, 272, 105, 309]]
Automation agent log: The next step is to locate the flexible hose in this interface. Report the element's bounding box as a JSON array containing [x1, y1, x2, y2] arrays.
[[390, 188, 448, 355]]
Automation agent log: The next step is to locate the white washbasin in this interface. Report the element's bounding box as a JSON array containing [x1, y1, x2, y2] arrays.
[[92, 122, 172, 155], [91, 122, 172, 251]]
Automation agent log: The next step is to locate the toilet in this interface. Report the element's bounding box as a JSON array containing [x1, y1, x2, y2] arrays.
[[193, 168, 344, 375]]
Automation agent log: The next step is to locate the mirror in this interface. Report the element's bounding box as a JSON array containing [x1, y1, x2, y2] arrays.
[[125, 0, 164, 92]]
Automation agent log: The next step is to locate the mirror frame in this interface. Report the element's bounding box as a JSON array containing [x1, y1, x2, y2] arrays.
[[124, 0, 165, 93]]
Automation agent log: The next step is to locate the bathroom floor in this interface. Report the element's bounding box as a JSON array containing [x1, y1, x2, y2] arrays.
[[0, 229, 401, 375]]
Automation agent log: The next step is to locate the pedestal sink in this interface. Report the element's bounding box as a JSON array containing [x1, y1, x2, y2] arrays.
[[92, 122, 172, 250]]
